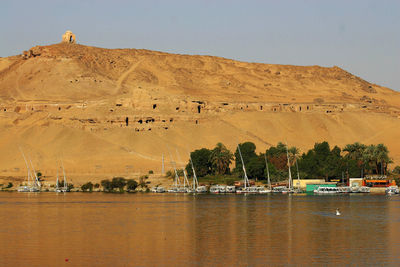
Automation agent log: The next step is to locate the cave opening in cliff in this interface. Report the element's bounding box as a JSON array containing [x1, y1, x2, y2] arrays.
[[126, 117, 129, 126], [260, 106, 263, 110], [153, 104, 157, 109], [299, 106, 302, 111], [138, 119, 143, 124], [197, 105, 201, 114]]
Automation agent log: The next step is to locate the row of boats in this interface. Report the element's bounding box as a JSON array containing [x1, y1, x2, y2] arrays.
[[155, 144, 296, 194], [159, 143, 400, 195], [152, 184, 399, 195], [17, 147, 69, 193], [151, 185, 272, 194], [313, 186, 371, 194], [314, 185, 400, 195]]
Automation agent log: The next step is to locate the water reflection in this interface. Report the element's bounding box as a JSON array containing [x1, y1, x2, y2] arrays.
[[0, 193, 399, 266]]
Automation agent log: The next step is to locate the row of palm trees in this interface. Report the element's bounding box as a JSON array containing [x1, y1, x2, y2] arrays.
[[343, 142, 391, 176], [195, 141, 392, 178]]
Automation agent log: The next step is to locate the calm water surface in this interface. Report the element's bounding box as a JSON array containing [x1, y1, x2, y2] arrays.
[[1, 192, 400, 266]]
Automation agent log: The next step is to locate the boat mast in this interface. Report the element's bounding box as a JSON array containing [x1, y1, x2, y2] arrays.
[[189, 154, 198, 190], [176, 149, 189, 188], [237, 144, 249, 189], [286, 143, 292, 190], [295, 159, 300, 189], [56, 168, 59, 189], [19, 147, 32, 187], [61, 158, 67, 189], [167, 149, 180, 188], [28, 156, 41, 188], [264, 154, 271, 190]]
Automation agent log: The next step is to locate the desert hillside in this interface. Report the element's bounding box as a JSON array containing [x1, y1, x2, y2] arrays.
[[1, 42, 400, 186]]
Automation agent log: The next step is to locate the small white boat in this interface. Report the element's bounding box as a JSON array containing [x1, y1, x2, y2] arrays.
[[55, 159, 69, 193], [281, 188, 294, 194], [225, 186, 236, 193], [151, 186, 165, 193], [257, 186, 271, 194], [167, 187, 179, 193], [314, 186, 341, 194], [236, 187, 250, 194], [272, 186, 288, 193], [196, 186, 208, 193], [17, 186, 31, 192], [338, 187, 351, 193], [177, 187, 189, 193], [30, 187, 40, 192], [210, 185, 226, 193], [351, 186, 360, 193], [259, 188, 272, 194], [248, 186, 260, 193], [386, 186, 399, 195], [18, 147, 41, 193], [359, 186, 370, 193]]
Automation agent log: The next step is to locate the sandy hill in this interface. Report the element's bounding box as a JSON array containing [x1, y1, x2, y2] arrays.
[[0, 43, 399, 186]]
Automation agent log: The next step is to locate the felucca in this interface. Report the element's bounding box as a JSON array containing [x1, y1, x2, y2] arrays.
[[56, 159, 69, 192], [236, 144, 252, 194], [281, 143, 294, 194], [17, 147, 41, 192]]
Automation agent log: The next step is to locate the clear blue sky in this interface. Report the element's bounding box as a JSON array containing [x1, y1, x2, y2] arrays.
[[1, 0, 399, 90]]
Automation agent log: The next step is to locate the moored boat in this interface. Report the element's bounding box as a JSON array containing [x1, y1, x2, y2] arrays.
[[351, 186, 360, 193], [359, 186, 370, 193], [196, 185, 208, 193], [314, 186, 341, 194], [226, 185, 236, 193], [385, 186, 399, 195], [272, 186, 287, 193], [151, 186, 166, 193], [210, 185, 226, 193], [338, 186, 351, 193], [17, 186, 31, 192]]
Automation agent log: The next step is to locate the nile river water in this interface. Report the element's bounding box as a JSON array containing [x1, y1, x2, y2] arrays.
[[1, 192, 400, 266]]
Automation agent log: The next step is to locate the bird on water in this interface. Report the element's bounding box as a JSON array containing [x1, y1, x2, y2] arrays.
[[336, 208, 341, 216]]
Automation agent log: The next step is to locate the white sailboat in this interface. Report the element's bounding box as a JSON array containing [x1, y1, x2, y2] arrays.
[[236, 144, 253, 194], [56, 159, 69, 192], [259, 154, 272, 194], [282, 143, 294, 194], [28, 156, 41, 192], [55, 168, 60, 192], [189, 153, 207, 193], [167, 150, 181, 193], [18, 148, 32, 192], [17, 147, 40, 192], [176, 149, 190, 193], [293, 159, 302, 193]]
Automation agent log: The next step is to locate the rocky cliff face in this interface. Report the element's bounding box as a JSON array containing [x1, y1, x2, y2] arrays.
[[0, 43, 399, 184]]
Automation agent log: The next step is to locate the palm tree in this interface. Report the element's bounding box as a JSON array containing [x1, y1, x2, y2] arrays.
[[360, 144, 391, 175], [287, 146, 300, 167], [209, 143, 234, 175], [363, 144, 376, 174], [343, 142, 367, 177], [375, 144, 391, 175]]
